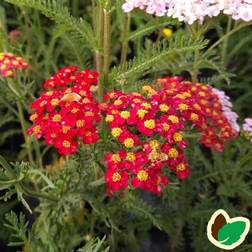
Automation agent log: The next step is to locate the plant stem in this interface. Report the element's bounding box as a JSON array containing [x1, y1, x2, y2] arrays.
[[16, 100, 34, 164], [221, 16, 232, 64], [103, 3, 111, 89], [20, 183, 57, 202], [120, 13, 131, 65], [96, 2, 104, 102], [188, 24, 199, 82], [71, 0, 79, 17]]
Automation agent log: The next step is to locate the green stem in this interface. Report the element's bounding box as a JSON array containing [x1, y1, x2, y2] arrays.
[[120, 13, 131, 65], [221, 17, 232, 64], [188, 24, 199, 82], [102, 3, 111, 89], [16, 100, 34, 164], [71, 0, 79, 17], [96, 2, 104, 102], [20, 183, 57, 202]]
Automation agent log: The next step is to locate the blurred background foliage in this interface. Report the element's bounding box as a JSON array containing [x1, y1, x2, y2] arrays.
[[0, 0, 252, 251]]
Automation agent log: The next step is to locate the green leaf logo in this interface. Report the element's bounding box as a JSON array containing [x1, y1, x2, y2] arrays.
[[207, 209, 250, 250]]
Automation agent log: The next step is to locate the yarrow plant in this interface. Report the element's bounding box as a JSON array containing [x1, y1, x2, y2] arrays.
[[27, 66, 101, 155], [100, 77, 239, 195], [122, 0, 252, 24], [0, 52, 29, 77], [1, 0, 252, 251]]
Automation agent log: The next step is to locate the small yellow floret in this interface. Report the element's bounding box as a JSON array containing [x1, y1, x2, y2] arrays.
[[137, 170, 148, 181]]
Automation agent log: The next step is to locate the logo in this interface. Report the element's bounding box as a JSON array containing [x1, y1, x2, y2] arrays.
[[207, 209, 250, 250]]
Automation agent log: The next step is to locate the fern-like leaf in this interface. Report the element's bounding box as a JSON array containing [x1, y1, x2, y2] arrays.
[[110, 34, 208, 82], [5, 0, 97, 50]]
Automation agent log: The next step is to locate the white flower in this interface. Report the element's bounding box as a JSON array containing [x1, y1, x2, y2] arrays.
[[122, 0, 252, 23]]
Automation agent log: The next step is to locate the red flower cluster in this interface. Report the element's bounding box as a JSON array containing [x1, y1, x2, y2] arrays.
[[101, 77, 238, 195], [0, 52, 29, 77], [27, 66, 101, 155]]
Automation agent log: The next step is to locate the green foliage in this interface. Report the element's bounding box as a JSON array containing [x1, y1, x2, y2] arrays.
[[4, 211, 29, 247], [0, 1, 251, 252], [77, 237, 110, 252], [5, 0, 97, 50], [110, 34, 208, 82]]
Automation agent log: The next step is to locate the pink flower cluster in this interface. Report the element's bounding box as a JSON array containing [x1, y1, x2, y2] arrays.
[[122, 0, 252, 24], [243, 118, 252, 142], [212, 87, 240, 133]]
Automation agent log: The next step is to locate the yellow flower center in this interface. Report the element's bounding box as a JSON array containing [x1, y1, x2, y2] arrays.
[[111, 154, 121, 163], [182, 92, 191, 98], [46, 91, 54, 96], [133, 98, 142, 103], [105, 115, 114, 122], [80, 97, 89, 104], [112, 172, 121, 182], [126, 152, 136, 162], [12, 60, 19, 66], [85, 111, 94, 117], [159, 104, 169, 112], [51, 98, 59, 106], [199, 91, 206, 97], [168, 148, 179, 158], [142, 102, 151, 109], [142, 85, 156, 95], [33, 125, 41, 134], [137, 109, 148, 119], [137, 170, 149, 181], [162, 123, 170, 131], [144, 119, 155, 129], [111, 128, 122, 138], [200, 99, 207, 105], [71, 108, 79, 113], [114, 99, 122, 106], [52, 114, 61, 122], [173, 132, 183, 142], [62, 125, 71, 134], [120, 111, 130, 119], [6, 70, 14, 77], [79, 90, 86, 96], [176, 163, 186, 171], [76, 119, 85, 128], [30, 113, 38, 121], [149, 140, 159, 149], [62, 140, 71, 148], [190, 113, 199, 121], [168, 115, 179, 124], [178, 103, 188, 111], [124, 138, 134, 148], [193, 103, 201, 110]]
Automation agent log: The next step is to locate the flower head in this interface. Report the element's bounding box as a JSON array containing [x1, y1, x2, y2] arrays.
[[102, 76, 239, 195], [0, 52, 29, 77], [122, 0, 252, 24], [243, 118, 252, 142], [27, 66, 101, 155]]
